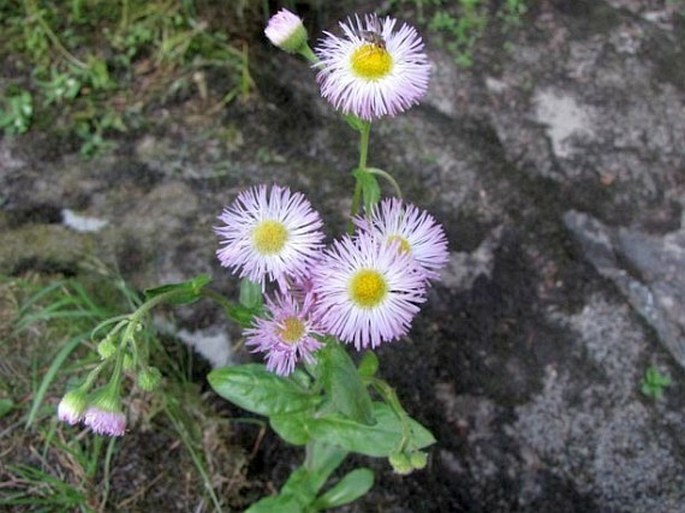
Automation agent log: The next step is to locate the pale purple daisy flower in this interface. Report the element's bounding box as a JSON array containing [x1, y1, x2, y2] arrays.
[[265, 8, 308, 54], [311, 232, 427, 350], [245, 292, 323, 376], [83, 392, 126, 437], [354, 197, 449, 281], [215, 185, 325, 290], [57, 389, 87, 426], [315, 14, 430, 120]]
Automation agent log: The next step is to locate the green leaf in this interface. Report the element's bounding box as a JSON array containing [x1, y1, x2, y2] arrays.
[[321, 342, 374, 425], [352, 168, 381, 212], [225, 303, 256, 327], [281, 467, 317, 505], [309, 402, 435, 457], [0, 398, 14, 418], [239, 277, 263, 309], [143, 274, 211, 305], [358, 351, 379, 378], [245, 467, 318, 513], [306, 441, 348, 492], [245, 494, 303, 513], [315, 468, 374, 509], [270, 411, 312, 445], [208, 364, 318, 417]]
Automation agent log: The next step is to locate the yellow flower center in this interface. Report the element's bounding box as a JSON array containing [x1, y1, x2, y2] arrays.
[[252, 220, 288, 255], [387, 235, 412, 254], [349, 269, 388, 308], [279, 317, 305, 344], [350, 43, 392, 80]]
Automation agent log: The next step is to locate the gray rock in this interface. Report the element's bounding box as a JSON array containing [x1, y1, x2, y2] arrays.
[[564, 209, 685, 370]]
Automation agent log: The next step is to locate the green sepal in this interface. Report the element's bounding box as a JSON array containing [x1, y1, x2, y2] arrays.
[[143, 274, 211, 305], [352, 168, 380, 213], [314, 468, 374, 509], [208, 364, 319, 417], [320, 341, 375, 425]]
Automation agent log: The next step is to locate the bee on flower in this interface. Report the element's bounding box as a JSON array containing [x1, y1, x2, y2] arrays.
[[315, 14, 431, 120]]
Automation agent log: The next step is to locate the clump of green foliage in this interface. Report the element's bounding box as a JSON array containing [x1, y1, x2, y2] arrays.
[[0, 0, 255, 155], [641, 365, 672, 400], [0, 269, 246, 511], [384, 0, 527, 67]]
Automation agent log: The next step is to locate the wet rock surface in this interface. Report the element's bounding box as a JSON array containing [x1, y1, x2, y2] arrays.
[[2, 1, 684, 512]]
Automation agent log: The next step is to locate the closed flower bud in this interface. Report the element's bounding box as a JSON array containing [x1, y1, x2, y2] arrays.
[[409, 451, 428, 470], [97, 338, 117, 359], [83, 389, 126, 437], [57, 389, 88, 425], [389, 452, 413, 475], [137, 366, 162, 392], [123, 353, 134, 372], [264, 9, 308, 54]]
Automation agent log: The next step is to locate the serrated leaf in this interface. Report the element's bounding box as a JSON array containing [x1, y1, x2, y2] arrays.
[[208, 364, 318, 416], [321, 342, 374, 425], [315, 468, 374, 509]]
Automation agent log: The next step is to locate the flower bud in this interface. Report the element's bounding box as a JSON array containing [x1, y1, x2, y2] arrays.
[[123, 353, 134, 372], [57, 389, 88, 425], [264, 9, 308, 54], [389, 452, 413, 475], [97, 338, 117, 359], [409, 451, 428, 470], [137, 366, 162, 392], [83, 389, 126, 437]]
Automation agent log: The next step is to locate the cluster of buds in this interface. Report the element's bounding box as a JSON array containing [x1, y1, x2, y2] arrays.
[[57, 321, 162, 437], [57, 385, 126, 437]]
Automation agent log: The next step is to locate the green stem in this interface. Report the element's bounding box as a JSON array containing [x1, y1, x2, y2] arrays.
[[298, 44, 318, 64], [120, 0, 129, 32], [370, 378, 412, 452], [24, 0, 87, 69], [367, 167, 403, 199], [348, 121, 372, 232], [201, 288, 234, 313]]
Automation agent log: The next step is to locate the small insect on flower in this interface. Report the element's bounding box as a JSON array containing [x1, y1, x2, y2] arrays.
[[360, 15, 386, 49], [360, 29, 386, 49], [315, 13, 431, 121]]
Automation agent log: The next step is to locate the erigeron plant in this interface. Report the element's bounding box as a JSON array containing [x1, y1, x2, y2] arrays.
[[56, 9, 448, 511]]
